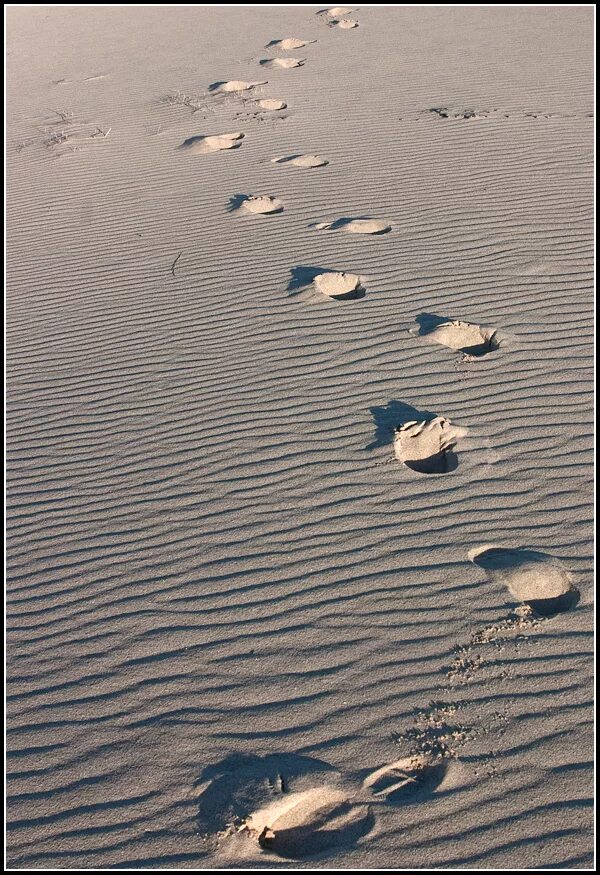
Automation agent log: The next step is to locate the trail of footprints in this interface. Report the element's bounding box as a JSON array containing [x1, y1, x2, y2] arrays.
[[167, 6, 579, 861]]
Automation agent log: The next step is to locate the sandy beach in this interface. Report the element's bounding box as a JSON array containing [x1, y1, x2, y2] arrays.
[[6, 5, 594, 869]]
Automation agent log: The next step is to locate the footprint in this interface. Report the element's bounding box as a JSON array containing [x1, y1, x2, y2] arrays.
[[260, 57, 305, 69], [394, 416, 466, 474], [196, 753, 373, 860], [258, 99, 287, 111], [321, 6, 357, 16], [469, 546, 579, 615], [240, 195, 284, 215], [179, 132, 244, 154], [411, 317, 498, 357], [314, 271, 365, 300], [272, 154, 329, 168], [312, 218, 390, 234], [267, 38, 316, 50], [336, 19, 359, 28], [362, 754, 449, 803], [209, 80, 267, 93]]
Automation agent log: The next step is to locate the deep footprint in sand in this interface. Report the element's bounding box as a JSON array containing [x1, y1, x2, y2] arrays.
[[260, 57, 305, 69], [411, 318, 499, 358], [336, 18, 359, 28], [469, 546, 579, 615], [241, 195, 284, 215], [312, 218, 391, 235], [258, 99, 287, 111], [273, 154, 329, 168], [196, 754, 373, 860], [314, 271, 365, 300], [394, 416, 467, 474], [179, 132, 244, 154], [210, 80, 267, 93], [267, 38, 316, 50]]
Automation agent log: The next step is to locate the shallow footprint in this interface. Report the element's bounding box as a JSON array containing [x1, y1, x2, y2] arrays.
[[394, 416, 466, 474], [336, 19, 359, 28], [267, 38, 316, 50], [179, 132, 244, 154], [258, 99, 287, 111], [260, 57, 305, 69], [313, 218, 390, 235], [210, 80, 267, 93], [241, 195, 284, 215], [273, 154, 329, 168], [469, 546, 579, 615], [314, 271, 364, 300], [362, 755, 449, 803], [412, 318, 498, 357], [322, 6, 357, 16]]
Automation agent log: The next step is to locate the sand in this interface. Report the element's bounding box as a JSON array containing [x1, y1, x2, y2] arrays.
[[6, 4, 594, 870]]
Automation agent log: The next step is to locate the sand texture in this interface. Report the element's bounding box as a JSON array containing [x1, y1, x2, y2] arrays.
[[6, 4, 594, 870]]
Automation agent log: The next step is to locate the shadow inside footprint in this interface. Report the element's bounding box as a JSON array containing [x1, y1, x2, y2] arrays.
[[526, 589, 580, 617], [471, 547, 579, 614], [403, 448, 458, 475]]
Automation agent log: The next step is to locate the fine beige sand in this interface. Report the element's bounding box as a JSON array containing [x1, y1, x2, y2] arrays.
[[6, 4, 594, 870]]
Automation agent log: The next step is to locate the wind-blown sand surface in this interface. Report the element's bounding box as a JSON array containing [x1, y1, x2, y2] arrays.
[[6, 5, 594, 869]]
